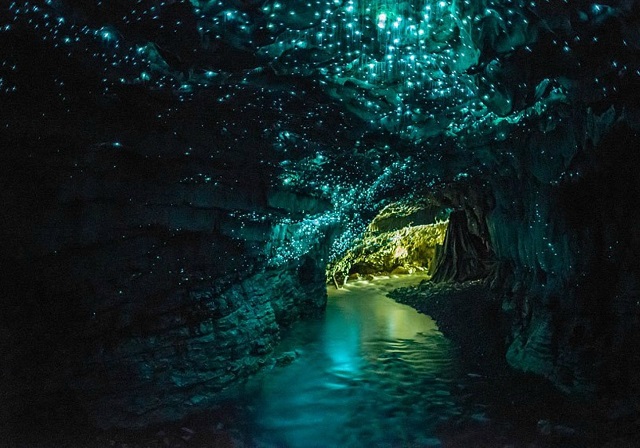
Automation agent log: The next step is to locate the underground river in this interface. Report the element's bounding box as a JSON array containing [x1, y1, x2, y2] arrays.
[[209, 275, 591, 448], [87, 275, 593, 447], [233, 274, 461, 447]]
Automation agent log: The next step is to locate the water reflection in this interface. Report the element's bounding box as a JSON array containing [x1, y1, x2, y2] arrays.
[[233, 276, 460, 447]]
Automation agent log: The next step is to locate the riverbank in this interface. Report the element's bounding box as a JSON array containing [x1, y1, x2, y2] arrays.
[[388, 279, 506, 372], [388, 277, 640, 448]]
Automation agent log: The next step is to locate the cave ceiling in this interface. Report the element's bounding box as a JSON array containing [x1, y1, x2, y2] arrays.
[[2, 0, 639, 260]]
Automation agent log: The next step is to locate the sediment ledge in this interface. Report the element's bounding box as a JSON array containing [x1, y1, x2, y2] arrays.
[[388, 279, 507, 371]]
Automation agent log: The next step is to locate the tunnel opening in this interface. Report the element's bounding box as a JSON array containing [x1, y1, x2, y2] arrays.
[[326, 201, 451, 288]]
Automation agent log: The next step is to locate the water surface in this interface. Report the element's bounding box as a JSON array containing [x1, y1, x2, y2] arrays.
[[230, 275, 462, 447]]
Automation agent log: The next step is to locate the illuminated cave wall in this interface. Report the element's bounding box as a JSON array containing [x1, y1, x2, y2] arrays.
[[1, 0, 640, 427], [327, 202, 449, 284]]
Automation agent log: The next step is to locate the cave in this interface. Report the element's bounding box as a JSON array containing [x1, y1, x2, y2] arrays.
[[1, 0, 640, 446]]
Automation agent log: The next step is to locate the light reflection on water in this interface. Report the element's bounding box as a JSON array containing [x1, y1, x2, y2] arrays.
[[232, 276, 461, 447]]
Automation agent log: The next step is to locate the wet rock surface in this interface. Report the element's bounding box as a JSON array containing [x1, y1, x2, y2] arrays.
[[390, 280, 505, 371], [389, 279, 640, 447], [327, 204, 448, 285], [0, 127, 334, 430]]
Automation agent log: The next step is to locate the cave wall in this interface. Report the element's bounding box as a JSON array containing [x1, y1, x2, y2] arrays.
[[482, 110, 640, 396], [0, 122, 333, 429], [426, 107, 640, 396], [328, 202, 448, 282], [430, 210, 488, 283]]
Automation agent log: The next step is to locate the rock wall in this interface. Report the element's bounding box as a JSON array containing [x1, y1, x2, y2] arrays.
[[425, 107, 640, 397], [430, 210, 489, 283], [0, 124, 332, 429], [75, 266, 326, 428], [326, 202, 448, 283], [482, 111, 640, 396]]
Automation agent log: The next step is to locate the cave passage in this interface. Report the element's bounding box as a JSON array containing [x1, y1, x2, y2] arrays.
[[327, 202, 450, 286], [182, 275, 587, 447], [216, 275, 462, 447]]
